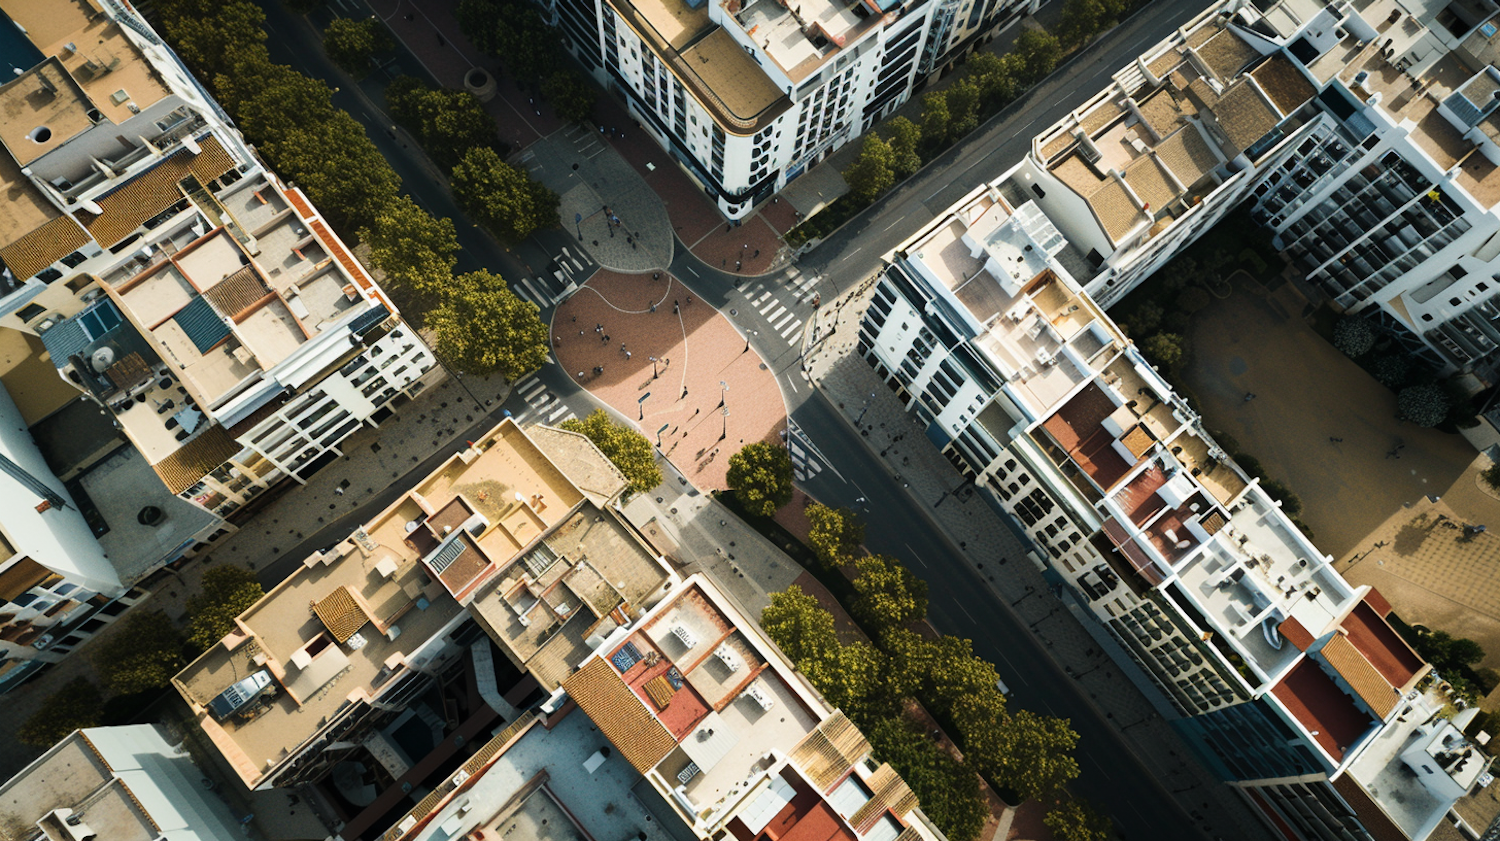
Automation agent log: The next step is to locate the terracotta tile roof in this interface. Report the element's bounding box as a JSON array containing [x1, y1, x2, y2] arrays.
[[1086, 178, 1149, 243], [0, 558, 56, 601], [1080, 99, 1125, 137], [83, 135, 235, 248], [852, 764, 917, 831], [1321, 633, 1399, 718], [0, 216, 90, 280], [1120, 424, 1156, 459], [1207, 80, 1281, 156], [1156, 126, 1220, 187], [1199, 509, 1227, 535], [150, 424, 241, 494], [1123, 156, 1180, 211], [644, 674, 675, 708], [313, 585, 371, 643], [563, 657, 675, 773], [1364, 588, 1393, 617], [1196, 29, 1259, 83], [104, 352, 152, 391], [1148, 48, 1185, 79], [790, 712, 870, 789], [1331, 774, 1410, 841], [1251, 55, 1316, 116], [203, 266, 272, 319], [1279, 616, 1315, 651], [1136, 89, 1193, 140], [1052, 154, 1106, 194]]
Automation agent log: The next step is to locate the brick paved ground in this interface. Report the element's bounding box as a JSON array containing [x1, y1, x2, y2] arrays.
[[685, 216, 784, 276], [802, 281, 1275, 841], [553, 271, 787, 490]]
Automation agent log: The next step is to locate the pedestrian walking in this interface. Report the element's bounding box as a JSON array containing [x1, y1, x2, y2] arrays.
[[600, 334, 607, 343], [578, 370, 585, 379], [673, 300, 680, 314], [621, 343, 627, 352], [626, 351, 632, 360], [653, 272, 661, 280], [753, 249, 760, 257], [334, 487, 344, 496], [604, 335, 610, 342], [686, 295, 692, 305], [554, 335, 561, 346], [650, 303, 657, 313], [735, 260, 742, 270], [682, 387, 689, 398], [1329, 436, 1343, 443]]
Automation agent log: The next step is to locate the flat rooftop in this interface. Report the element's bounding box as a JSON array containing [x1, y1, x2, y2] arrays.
[[730, 0, 878, 83], [78, 444, 221, 584], [0, 732, 157, 841]]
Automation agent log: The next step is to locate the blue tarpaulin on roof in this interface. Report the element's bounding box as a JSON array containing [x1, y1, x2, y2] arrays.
[[173, 297, 231, 353]]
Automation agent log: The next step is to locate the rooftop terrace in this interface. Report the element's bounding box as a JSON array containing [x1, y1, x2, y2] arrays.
[[728, 0, 880, 83]]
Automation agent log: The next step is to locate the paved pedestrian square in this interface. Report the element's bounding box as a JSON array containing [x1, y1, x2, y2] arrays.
[[553, 271, 788, 490]]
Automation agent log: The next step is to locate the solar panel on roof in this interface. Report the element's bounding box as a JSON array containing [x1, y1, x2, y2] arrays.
[[428, 538, 466, 574]]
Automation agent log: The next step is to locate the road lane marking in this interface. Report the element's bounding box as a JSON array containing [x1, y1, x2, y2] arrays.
[[904, 543, 928, 568]]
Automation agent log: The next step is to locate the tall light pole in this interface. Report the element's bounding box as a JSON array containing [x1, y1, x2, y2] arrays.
[[855, 392, 875, 425], [720, 407, 730, 441], [743, 330, 758, 353], [719, 380, 728, 409]]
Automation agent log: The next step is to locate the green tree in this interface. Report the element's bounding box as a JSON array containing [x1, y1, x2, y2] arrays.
[[1059, 0, 1110, 46], [428, 269, 550, 379], [969, 708, 1080, 800], [886, 117, 923, 179], [761, 586, 840, 669], [360, 195, 460, 303], [966, 52, 1021, 110], [152, 0, 268, 79], [187, 566, 264, 652], [920, 91, 952, 149], [1397, 383, 1450, 427], [1372, 353, 1412, 388], [1015, 29, 1061, 83], [1043, 796, 1113, 841], [213, 52, 339, 143], [844, 135, 897, 205], [542, 71, 598, 124], [806, 503, 865, 568], [726, 442, 794, 517], [93, 611, 186, 696], [852, 555, 929, 630], [561, 409, 664, 494], [386, 77, 503, 171], [1141, 332, 1185, 370], [868, 718, 988, 841], [323, 17, 393, 78], [1333, 317, 1376, 358], [261, 112, 403, 233], [17, 677, 104, 748], [459, 0, 560, 83], [1125, 300, 1163, 336], [452, 146, 560, 242], [947, 79, 982, 138], [924, 635, 1002, 718]]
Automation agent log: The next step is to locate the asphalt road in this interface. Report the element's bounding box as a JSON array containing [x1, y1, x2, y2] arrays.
[[254, 1, 1241, 837]]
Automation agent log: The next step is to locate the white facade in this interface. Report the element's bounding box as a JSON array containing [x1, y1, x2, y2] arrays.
[[548, 0, 1037, 217]]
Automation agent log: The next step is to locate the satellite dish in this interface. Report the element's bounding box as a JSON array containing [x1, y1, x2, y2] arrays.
[[90, 346, 115, 372]]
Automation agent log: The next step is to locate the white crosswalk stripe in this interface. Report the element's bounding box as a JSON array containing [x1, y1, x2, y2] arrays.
[[512, 380, 578, 427], [788, 438, 825, 482], [780, 317, 804, 341], [771, 310, 797, 331], [764, 305, 786, 323]]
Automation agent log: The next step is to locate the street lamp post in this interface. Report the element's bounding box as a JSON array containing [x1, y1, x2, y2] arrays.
[[743, 330, 758, 353], [720, 407, 730, 441], [1010, 585, 1036, 607], [650, 356, 659, 379], [574, 212, 583, 242], [638, 392, 650, 420], [855, 392, 875, 425], [719, 381, 728, 409], [656, 422, 669, 448]]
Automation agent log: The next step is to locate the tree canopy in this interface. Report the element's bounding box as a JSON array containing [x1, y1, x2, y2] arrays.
[[806, 503, 865, 568], [868, 718, 989, 841], [1141, 332, 1185, 370], [761, 586, 839, 667], [1044, 797, 1113, 841], [852, 555, 928, 630], [322, 17, 393, 78], [562, 409, 663, 494], [359, 195, 460, 304], [964, 707, 1080, 801], [1398, 383, 1450, 427], [93, 611, 186, 696], [844, 135, 896, 205], [726, 442, 794, 517], [187, 566, 265, 653], [17, 677, 103, 748], [428, 269, 550, 379], [542, 71, 598, 124], [387, 76, 504, 171], [1333, 317, 1376, 357], [452, 146, 560, 243], [886, 117, 923, 180], [459, 0, 564, 85]]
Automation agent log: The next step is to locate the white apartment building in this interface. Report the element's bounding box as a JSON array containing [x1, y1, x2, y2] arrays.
[[0, 724, 246, 841], [547, 0, 1039, 218], [857, 180, 1488, 840], [0, 0, 437, 522], [1016, 0, 1500, 388]]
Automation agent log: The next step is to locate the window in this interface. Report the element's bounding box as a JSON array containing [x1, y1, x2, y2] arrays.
[[15, 304, 44, 322]]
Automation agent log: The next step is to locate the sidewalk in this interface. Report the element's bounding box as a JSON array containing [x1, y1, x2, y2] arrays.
[[552, 270, 788, 490], [801, 282, 1276, 841]]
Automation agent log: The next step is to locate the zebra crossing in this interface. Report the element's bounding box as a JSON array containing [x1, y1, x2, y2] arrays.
[[743, 270, 819, 345], [511, 376, 576, 426], [511, 248, 590, 308], [786, 421, 832, 483]]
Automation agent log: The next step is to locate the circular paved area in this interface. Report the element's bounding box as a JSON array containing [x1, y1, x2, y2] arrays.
[[553, 271, 787, 490]]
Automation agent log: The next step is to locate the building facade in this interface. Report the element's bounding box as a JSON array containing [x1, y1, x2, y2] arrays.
[[857, 175, 1488, 840], [0, 0, 437, 523], [546, 0, 1039, 218]]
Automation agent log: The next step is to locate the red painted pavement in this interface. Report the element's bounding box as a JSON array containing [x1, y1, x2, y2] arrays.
[[552, 271, 787, 491]]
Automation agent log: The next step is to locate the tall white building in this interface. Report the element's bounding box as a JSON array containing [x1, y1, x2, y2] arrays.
[[0, 724, 245, 841], [1015, 0, 1500, 386], [856, 172, 1488, 839], [547, 0, 1040, 218], [0, 0, 438, 522]]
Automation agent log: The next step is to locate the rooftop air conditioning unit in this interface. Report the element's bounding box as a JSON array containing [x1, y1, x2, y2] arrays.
[[36, 318, 57, 333]]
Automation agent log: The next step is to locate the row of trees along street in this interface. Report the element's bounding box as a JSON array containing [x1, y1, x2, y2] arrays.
[[143, 0, 555, 380], [722, 444, 1111, 841]]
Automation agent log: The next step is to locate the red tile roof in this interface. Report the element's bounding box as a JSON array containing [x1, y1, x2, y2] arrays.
[[1271, 659, 1376, 762], [1363, 587, 1393, 618], [1279, 617, 1315, 651], [1343, 600, 1425, 691]]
